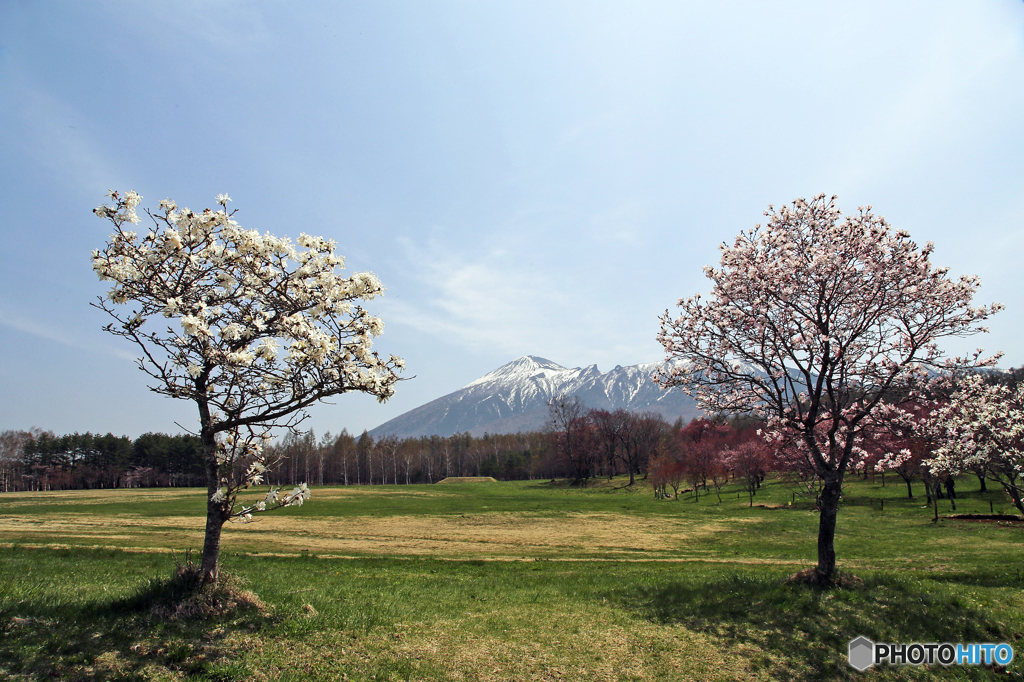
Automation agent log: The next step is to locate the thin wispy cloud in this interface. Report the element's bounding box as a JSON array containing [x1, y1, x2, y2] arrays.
[[380, 232, 666, 371], [381, 238, 575, 356], [0, 310, 137, 363]]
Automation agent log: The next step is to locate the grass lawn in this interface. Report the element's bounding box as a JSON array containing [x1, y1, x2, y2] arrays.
[[0, 475, 1021, 680]]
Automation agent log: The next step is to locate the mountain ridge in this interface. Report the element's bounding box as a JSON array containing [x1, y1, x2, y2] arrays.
[[368, 355, 701, 438]]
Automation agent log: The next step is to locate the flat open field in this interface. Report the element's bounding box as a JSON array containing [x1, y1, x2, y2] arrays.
[[1, 477, 1022, 680]]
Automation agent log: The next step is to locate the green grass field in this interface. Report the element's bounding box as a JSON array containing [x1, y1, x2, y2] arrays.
[[0, 476, 1021, 681]]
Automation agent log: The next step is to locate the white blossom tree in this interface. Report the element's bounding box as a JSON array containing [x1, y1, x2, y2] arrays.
[[656, 195, 1000, 583], [92, 191, 404, 582], [929, 374, 1024, 515]]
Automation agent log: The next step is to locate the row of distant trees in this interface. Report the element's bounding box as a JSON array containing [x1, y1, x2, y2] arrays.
[[0, 430, 205, 491], [0, 405, 677, 491], [0, 407, 762, 492], [264, 428, 549, 486], [267, 407, 745, 488]]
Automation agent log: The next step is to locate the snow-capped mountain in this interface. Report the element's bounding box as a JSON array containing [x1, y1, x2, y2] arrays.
[[368, 355, 701, 438]]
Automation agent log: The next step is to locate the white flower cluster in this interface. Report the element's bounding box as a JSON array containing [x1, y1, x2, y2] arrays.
[[930, 375, 1024, 477], [94, 190, 142, 225], [209, 426, 314, 521], [281, 483, 311, 507], [92, 190, 404, 412], [926, 374, 1024, 514]]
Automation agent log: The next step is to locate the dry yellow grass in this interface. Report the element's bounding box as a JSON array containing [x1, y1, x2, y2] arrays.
[[0, 488, 198, 508], [0, 508, 810, 566], [240, 511, 715, 558]]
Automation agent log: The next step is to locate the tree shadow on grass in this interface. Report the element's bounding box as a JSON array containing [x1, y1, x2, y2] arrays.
[[0, 574, 272, 681], [921, 569, 1024, 590], [612, 571, 1016, 681]]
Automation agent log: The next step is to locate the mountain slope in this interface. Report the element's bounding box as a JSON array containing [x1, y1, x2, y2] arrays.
[[368, 356, 701, 438]]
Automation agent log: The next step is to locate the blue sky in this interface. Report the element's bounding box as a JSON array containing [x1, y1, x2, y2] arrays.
[[2, 1, 1023, 440]]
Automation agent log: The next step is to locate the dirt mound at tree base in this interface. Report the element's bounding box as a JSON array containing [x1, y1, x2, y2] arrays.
[[116, 554, 268, 620], [787, 567, 864, 589], [436, 477, 498, 483]]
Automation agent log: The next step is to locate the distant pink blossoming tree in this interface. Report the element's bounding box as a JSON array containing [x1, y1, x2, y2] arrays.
[[656, 195, 1000, 584], [862, 400, 953, 509], [723, 439, 772, 507]]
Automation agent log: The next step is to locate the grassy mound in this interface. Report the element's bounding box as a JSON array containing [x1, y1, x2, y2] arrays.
[[435, 476, 498, 483]]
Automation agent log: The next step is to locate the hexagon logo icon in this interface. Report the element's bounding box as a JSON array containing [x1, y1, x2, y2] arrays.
[[848, 636, 875, 671]]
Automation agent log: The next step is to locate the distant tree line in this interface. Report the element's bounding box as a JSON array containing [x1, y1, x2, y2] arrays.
[[0, 410, 807, 495], [264, 407, 688, 488], [0, 430, 204, 491], [13, 370, 1015, 494], [0, 407, 689, 491]]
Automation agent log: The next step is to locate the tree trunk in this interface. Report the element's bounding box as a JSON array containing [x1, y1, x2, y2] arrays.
[[904, 478, 913, 499], [201, 495, 226, 583], [815, 474, 842, 582], [199, 420, 225, 584], [1005, 479, 1024, 516]]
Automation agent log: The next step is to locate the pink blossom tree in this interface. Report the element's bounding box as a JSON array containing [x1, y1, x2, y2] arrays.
[[723, 439, 772, 507], [675, 418, 732, 502], [873, 444, 925, 500], [648, 450, 684, 499], [93, 191, 404, 583], [656, 195, 1000, 584], [864, 400, 945, 504]]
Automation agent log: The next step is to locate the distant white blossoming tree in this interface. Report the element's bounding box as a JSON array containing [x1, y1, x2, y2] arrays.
[[929, 374, 1024, 515], [93, 191, 404, 583], [655, 195, 1000, 584]]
